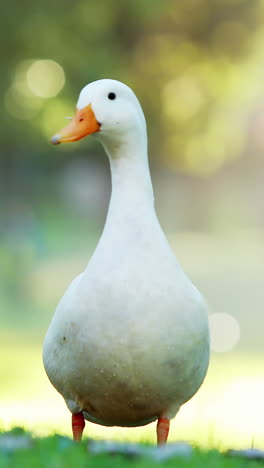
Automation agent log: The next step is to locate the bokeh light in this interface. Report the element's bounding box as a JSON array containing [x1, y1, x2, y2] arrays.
[[26, 59, 65, 98], [5, 59, 65, 121], [209, 313, 241, 353], [40, 99, 74, 139], [162, 76, 205, 122]]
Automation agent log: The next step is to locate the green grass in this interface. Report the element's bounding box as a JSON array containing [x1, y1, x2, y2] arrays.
[[0, 430, 262, 468]]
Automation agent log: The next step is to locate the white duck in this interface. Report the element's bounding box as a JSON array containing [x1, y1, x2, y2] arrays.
[[43, 79, 209, 445]]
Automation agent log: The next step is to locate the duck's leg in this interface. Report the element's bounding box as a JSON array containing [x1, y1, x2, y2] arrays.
[[156, 417, 170, 445], [72, 411, 85, 441]]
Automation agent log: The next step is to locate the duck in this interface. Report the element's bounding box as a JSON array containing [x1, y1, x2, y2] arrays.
[[43, 79, 210, 445]]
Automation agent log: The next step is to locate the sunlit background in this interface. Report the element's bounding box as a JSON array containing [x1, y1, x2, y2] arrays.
[[1, 0, 264, 451]]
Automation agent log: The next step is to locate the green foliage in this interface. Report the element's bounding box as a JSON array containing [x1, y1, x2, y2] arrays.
[[0, 430, 262, 468]]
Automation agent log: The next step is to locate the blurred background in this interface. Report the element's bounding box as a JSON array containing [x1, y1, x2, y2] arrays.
[[1, 0, 264, 450]]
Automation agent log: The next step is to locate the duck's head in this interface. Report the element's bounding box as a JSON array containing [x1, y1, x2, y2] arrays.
[[51, 79, 146, 147]]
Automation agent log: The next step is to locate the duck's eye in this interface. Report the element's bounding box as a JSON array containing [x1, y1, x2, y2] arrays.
[[79, 118, 84, 122], [108, 92, 116, 100]]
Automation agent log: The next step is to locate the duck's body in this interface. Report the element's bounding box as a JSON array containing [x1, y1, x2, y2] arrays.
[[43, 79, 209, 443]]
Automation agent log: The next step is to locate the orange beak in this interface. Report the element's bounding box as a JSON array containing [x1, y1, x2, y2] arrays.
[[50, 104, 100, 145]]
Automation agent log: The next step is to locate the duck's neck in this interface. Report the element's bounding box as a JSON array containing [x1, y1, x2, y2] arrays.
[[101, 134, 155, 231]]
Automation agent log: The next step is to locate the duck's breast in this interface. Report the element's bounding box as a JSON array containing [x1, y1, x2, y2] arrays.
[[43, 240, 209, 426]]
